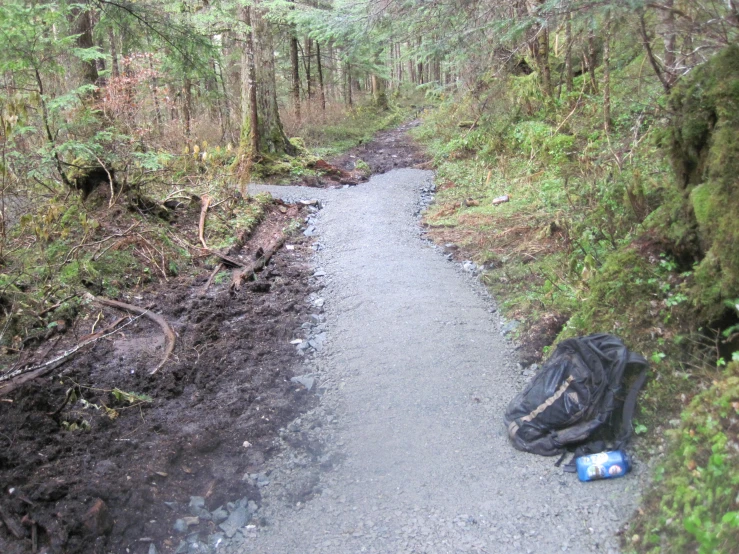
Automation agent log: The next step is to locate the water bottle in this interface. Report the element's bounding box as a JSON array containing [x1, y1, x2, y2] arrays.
[[575, 450, 631, 482]]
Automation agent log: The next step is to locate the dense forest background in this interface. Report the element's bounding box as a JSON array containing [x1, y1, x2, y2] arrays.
[[1, 1, 739, 552]]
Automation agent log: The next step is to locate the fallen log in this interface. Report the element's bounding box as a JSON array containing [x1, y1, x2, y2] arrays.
[[92, 296, 175, 375], [230, 233, 288, 291]]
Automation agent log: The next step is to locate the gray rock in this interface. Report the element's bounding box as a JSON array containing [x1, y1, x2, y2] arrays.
[[189, 496, 205, 516], [182, 516, 200, 527], [252, 473, 270, 488], [148, 544, 158, 554], [303, 226, 317, 237], [291, 375, 315, 391], [308, 333, 326, 352], [173, 519, 188, 533], [501, 319, 520, 335], [312, 297, 325, 308], [211, 507, 229, 524], [219, 506, 248, 538], [313, 268, 327, 277], [208, 533, 226, 549], [462, 261, 478, 273], [174, 541, 188, 554]]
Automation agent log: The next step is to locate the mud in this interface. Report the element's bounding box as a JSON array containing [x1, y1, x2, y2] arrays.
[[0, 205, 319, 554], [329, 120, 429, 177]]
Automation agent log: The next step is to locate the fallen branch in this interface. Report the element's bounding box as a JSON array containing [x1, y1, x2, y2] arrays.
[[201, 263, 223, 295], [230, 232, 288, 291], [198, 195, 211, 249], [204, 249, 245, 268], [92, 296, 175, 375], [38, 294, 78, 317]]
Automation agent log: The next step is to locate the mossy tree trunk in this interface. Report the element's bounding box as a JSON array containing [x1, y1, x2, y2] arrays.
[[239, 1, 295, 170], [72, 4, 99, 88]]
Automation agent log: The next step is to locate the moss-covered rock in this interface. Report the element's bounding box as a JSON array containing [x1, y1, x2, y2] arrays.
[[665, 45, 739, 317]]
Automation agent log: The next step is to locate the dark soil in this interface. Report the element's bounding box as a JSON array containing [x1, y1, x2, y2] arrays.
[[0, 204, 319, 554], [294, 119, 429, 188], [329, 120, 429, 177]]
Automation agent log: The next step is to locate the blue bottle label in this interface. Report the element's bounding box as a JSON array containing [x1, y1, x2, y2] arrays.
[[575, 451, 631, 482]]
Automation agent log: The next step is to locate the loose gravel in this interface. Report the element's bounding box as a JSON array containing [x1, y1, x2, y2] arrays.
[[225, 169, 646, 554]]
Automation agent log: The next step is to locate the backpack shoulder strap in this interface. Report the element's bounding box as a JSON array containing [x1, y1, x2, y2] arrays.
[[613, 364, 648, 449]]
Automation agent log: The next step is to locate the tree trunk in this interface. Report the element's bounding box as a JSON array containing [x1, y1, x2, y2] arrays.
[[372, 74, 388, 110], [72, 6, 99, 88], [240, 3, 294, 158], [304, 38, 313, 100], [417, 37, 424, 84], [183, 76, 192, 138], [347, 63, 353, 106], [565, 13, 573, 94], [588, 28, 598, 94], [316, 42, 326, 111], [109, 27, 120, 79], [148, 53, 162, 132], [290, 36, 301, 121], [603, 16, 612, 134], [660, 0, 677, 87]]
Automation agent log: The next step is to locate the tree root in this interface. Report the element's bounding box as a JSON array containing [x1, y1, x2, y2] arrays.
[[92, 296, 175, 375]]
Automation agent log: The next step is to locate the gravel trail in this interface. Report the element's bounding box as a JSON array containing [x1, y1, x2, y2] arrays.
[[238, 169, 642, 554]]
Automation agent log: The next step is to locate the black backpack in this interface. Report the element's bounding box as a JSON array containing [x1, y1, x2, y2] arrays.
[[504, 334, 648, 464]]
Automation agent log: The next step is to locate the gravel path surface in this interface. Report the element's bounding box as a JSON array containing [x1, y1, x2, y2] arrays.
[[234, 170, 643, 554]]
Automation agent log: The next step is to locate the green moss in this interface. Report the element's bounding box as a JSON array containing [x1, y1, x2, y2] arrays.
[[626, 362, 739, 554], [664, 45, 739, 317]]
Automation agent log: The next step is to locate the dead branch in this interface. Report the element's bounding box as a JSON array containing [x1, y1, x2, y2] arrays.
[[204, 249, 245, 268], [199, 194, 211, 249], [92, 296, 175, 374], [38, 294, 78, 317], [201, 263, 223, 295], [230, 232, 288, 291]]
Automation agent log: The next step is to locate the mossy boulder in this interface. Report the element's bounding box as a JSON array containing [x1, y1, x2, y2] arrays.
[[666, 45, 739, 316]]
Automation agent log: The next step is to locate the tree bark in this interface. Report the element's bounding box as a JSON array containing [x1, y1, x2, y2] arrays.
[[72, 5, 99, 88], [108, 27, 120, 79], [372, 74, 388, 110], [240, 2, 295, 158], [565, 12, 573, 94], [588, 28, 598, 94], [316, 42, 326, 111], [304, 38, 313, 100], [660, 0, 677, 87], [603, 16, 612, 134], [346, 63, 353, 106], [290, 36, 301, 121], [183, 76, 192, 138]]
